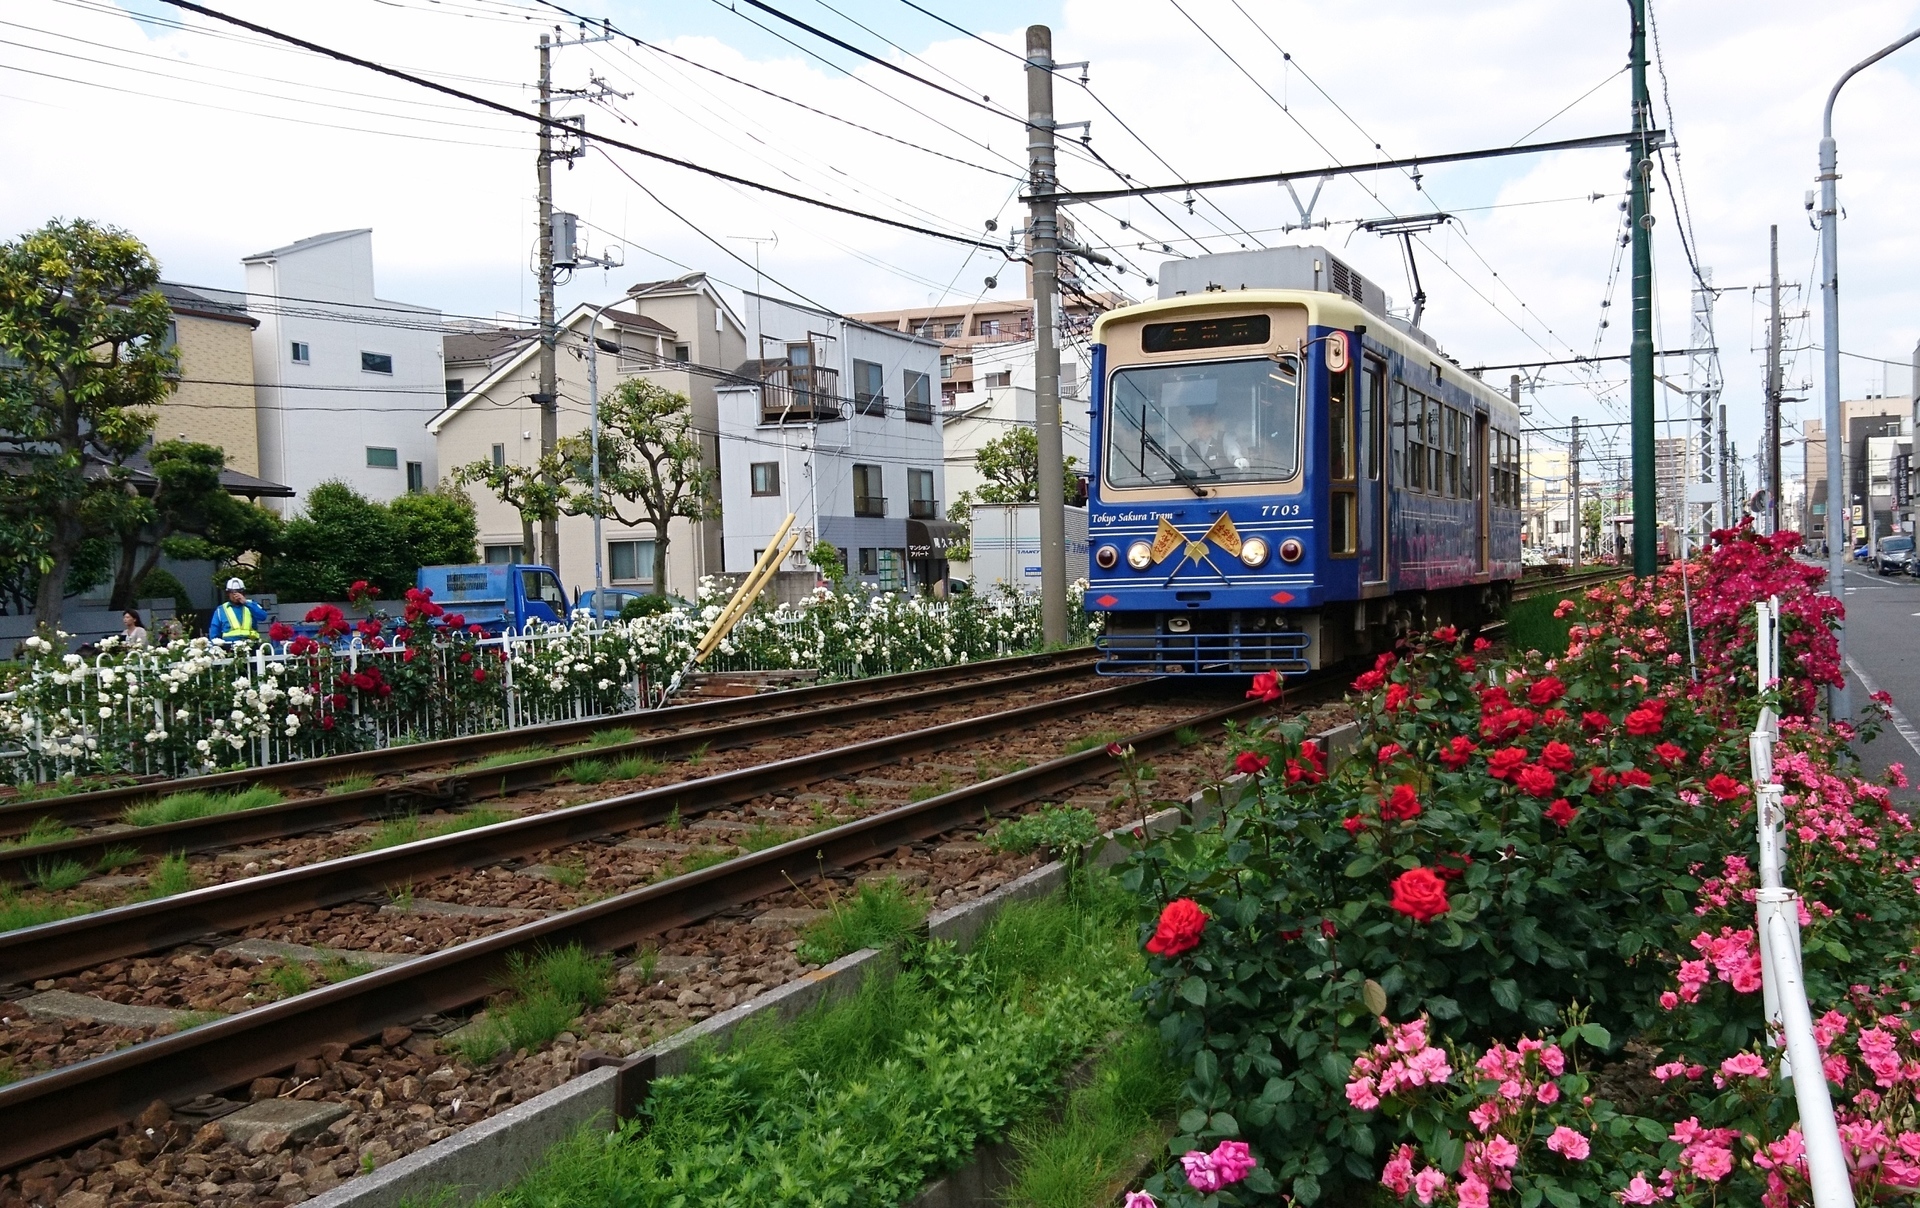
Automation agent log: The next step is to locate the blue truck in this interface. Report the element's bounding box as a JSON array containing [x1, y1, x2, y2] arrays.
[[415, 564, 572, 634]]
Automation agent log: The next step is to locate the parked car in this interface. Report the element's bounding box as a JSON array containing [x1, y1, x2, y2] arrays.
[[1881, 536, 1917, 576], [574, 587, 648, 621], [1854, 543, 1873, 562]]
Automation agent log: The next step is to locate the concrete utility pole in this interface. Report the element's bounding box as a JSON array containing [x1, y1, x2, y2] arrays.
[[1818, 25, 1920, 725], [1718, 400, 1731, 529], [1627, 0, 1657, 574], [1767, 226, 1784, 535], [1570, 416, 1582, 568], [1027, 25, 1067, 645], [535, 31, 559, 571]]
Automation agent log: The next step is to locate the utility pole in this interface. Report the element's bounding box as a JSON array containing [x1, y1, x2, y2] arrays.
[[1627, 0, 1657, 574], [1767, 226, 1784, 536], [1570, 416, 1582, 569], [1718, 400, 1730, 528], [1027, 25, 1067, 645], [1687, 271, 1719, 531], [535, 31, 559, 571]]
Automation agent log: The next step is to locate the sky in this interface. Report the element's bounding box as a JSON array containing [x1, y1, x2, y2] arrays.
[[4, 0, 1920, 489]]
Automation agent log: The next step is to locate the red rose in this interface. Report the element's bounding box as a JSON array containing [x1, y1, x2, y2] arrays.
[[1652, 742, 1686, 767], [1234, 751, 1269, 775], [444, 613, 466, 629], [1544, 798, 1578, 828], [1433, 625, 1458, 643], [1385, 683, 1411, 712], [1343, 815, 1368, 835], [1581, 711, 1610, 733], [1279, 928, 1303, 941], [1146, 898, 1208, 957], [1541, 708, 1569, 728], [1487, 747, 1528, 780], [1438, 735, 1476, 770], [1299, 740, 1325, 769], [268, 622, 294, 642], [1620, 768, 1653, 788], [1435, 852, 1474, 881], [1247, 670, 1283, 703], [1479, 685, 1513, 712], [1515, 765, 1558, 798], [1381, 784, 1422, 822], [1527, 676, 1566, 707], [1625, 708, 1662, 737], [1473, 637, 1493, 652], [1389, 868, 1450, 923], [1705, 773, 1747, 801], [1541, 741, 1575, 773], [1588, 767, 1616, 793], [472, 668, 487, 683], [1353, 669, 1386, 692], [1321, 919, 1338, 938], [1377, 743, 1402, 764], [1455, 656, 1477, 674]]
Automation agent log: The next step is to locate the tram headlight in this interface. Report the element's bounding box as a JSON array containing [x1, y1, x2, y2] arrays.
[[1239, 537, 1269, 567], [1094, 544, 1119, 570], [1278, 538, 1304, 564], [1126, 541, 1153, 570]]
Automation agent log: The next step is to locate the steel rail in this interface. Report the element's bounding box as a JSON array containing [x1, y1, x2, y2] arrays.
[[0, 648, 1097, 837], [0, 679, 1160, 983], [0, 679, 1319, 1172], [0, 659, 1097, 884]]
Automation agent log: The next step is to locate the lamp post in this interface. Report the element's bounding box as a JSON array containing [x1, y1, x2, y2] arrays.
[[585, 301, 621, 610], [1818, 25, 1920, 723]]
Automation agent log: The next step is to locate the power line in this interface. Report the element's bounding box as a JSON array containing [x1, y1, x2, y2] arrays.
[[153, 0, 1010, 255]]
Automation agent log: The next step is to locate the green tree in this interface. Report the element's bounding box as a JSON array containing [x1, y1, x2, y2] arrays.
[[451, 454, 562, 568], [946, 427, 1080, 563], [105, 440, 281, 610], [560, 378, 718, 596], [388, 486, 478, 568], [0, 219, 173, 629], [1582, 497, 1603, 560], [262, 481, 402, 600]]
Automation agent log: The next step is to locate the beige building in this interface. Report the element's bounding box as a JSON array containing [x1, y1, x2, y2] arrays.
[[430, 274, 747, 597], [1523, 444, 1574, 556], [154, 283, 260, 476], [851, 293, 1122, 408], [1800, 397, 1911, 547]]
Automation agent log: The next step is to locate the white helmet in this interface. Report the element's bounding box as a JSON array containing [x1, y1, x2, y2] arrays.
[[225, 577, 246, 591]]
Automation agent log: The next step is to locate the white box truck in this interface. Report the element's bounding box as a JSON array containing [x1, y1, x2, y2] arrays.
[[970, 503, 1088, 592]]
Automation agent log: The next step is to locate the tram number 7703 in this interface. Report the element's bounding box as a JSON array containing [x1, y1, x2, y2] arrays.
[[1259, 504, 1302, 518]]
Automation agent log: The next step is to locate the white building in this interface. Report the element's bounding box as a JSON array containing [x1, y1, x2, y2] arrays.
[[243, 230, 443, 510], [715, 293, 954, 595], [428, 274, 746, 598]]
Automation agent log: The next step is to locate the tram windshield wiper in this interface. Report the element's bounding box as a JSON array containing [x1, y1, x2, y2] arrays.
[[1140, 431, 1214, 497]]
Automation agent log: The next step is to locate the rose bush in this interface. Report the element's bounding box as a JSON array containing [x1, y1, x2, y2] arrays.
[[1117, 526, 1920, 1205]]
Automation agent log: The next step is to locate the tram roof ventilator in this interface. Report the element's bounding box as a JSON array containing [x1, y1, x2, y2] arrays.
[[1156, 246, 1441, 353]]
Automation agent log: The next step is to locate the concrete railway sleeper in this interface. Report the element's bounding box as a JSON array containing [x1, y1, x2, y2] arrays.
[[0, 679, 1328, 1174], [0, 658, 1100, 886], [0, 649, 1099, 839]]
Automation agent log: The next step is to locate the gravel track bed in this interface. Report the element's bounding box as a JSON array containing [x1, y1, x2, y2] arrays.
[[0, 692, 1348, 1208]]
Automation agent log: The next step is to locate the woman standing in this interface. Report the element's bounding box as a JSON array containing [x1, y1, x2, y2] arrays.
[[120, 609, 148, 648]]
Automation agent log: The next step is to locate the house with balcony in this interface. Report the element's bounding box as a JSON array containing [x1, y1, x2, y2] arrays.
[[715, 293, 954, 595]]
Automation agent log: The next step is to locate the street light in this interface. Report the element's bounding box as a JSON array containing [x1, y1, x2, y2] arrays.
[[1817, 23, 1920, 723]]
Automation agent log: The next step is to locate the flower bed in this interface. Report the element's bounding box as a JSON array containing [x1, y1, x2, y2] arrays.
[[1116, 527, 1920, 1206]]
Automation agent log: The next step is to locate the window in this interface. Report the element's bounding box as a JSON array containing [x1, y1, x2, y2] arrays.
[[522, 569, 567, 609], [853, 358, 886, 416], [903, 371, 933, 422], [491, 443, 506, 469], [939, 354, 955, 380], [853, 464, 886, 517], [978, 318, 1000, 337], [609, 540, 657, 584], [1364, 359, 1384, 481], [1106, 357, 1301, 489], [1389, 382, 1406, 486], [877, 548, 905, 591], [290, 341, 310, 364], [858, 547, 878, 575], [983, 370, 1011, 389], [1426, 397, 1442, 493], [1329, 367, 1353, 482], [942, 322, 961, 338], [1405, 390, 1426, 491], [445, 378, 464, 406], [406, 462, 424, 493], [366, 446, 399, 469], [1331, 492, 1357, 555], [674, 344, 690, 363], [909, 468, 937, 519], [1444, 406, 1461, 498], [484, 544, 523, 565], [750, 461, 780, 496], [361, 351, 394, 375]]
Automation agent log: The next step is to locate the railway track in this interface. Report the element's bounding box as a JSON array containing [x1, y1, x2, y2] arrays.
[[0, 648, 1097, 841], [1510, 565, 1629, 601], [0, 668, 1347, 1172], [0, 655, 1099, 886]]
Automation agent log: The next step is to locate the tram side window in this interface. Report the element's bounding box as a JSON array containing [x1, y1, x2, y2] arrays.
[[1329, 369, 1353, 481], [1460, 415, 1475, 499], [1364, 361, 1384, 481], [1406, 389, 1425, 491], [1426, 397, 1443, 495], [1390, 382, 1407, 486], [1445, 407, 1461, 498]]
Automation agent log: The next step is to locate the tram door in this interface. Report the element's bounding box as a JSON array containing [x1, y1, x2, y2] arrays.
[[1475, 412, 1491, 573], [1360, 357, 1388, 583]]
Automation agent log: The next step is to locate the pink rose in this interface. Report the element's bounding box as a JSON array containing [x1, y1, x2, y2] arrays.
[[1547, 1126, 1591, 1161]]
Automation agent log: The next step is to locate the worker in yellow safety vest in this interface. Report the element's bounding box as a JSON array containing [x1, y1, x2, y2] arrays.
[[207, 577, 271, 644]]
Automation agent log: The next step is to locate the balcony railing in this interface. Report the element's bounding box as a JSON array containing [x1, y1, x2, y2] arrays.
[[854, 391, 888, 418], [908, 498, 939, 520], [905, 400, 935, 424], [854, 495, 887, 518], [761, 364, 842, 424]]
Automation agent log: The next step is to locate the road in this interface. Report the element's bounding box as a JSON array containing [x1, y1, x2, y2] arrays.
[[1831, 560, 1920, 807]]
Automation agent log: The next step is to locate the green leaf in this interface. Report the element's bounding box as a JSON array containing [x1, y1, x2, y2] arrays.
[[1545, 1184, 1582, 1208], [1362, 979, 1388, 1016], [1179, 976, 1208, 1007], [1209, 1112, 1240, 1135], [1635, 1117, 1669, 1143], [1292, 1173, 1321, 1204], [1425, 995, 1462, 1021], [1490, 978, 1520, 1011], [1178, 1109, 1209, 1134], [1579, 1023, 1613, 1050], [1521, 1187, 1544, 1208], [1344, 855, 1379, 878]]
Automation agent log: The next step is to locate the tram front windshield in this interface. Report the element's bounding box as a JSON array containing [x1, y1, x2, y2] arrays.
[[1105, 357, 1300, 489]]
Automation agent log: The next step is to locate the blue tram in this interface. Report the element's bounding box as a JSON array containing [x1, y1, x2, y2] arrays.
[[1084, 247, 1524, 675]]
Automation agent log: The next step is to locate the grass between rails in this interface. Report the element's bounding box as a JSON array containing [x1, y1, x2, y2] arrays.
[[359, 809, 514, 852], [0, 817, 78, 852], [122, 786, 284, 828], [475, 876, 1142, 1208], [451, 944, 614, 1066], [1501, 591, 1576, 654]]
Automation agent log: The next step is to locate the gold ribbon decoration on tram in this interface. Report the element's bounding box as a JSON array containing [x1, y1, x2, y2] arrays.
[[1149, 516, 1184, 564]]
